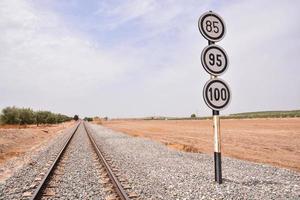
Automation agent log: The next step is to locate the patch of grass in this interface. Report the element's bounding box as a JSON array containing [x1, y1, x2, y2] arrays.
[[228, 110, 300, 119], [140, 110, 300, 120]]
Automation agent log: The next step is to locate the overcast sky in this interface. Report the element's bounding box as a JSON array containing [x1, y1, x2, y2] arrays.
[[0, 0, 299, 118]]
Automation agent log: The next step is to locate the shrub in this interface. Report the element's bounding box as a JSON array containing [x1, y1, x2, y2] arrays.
[[56, 114, 72, 123], [83, 117, 93, 122], [73, 115, 79, 121], [1, 106, 20, 124], [0, 106, 72, 125], [36, 111, 52, 125], [19, 108, 36, 125], [46, 113, 57, 124]]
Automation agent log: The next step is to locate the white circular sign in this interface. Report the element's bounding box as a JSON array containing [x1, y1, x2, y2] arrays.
[[203, 78, 231, 110], [198, 11, 226, 42], [201, 45, 229, 76]]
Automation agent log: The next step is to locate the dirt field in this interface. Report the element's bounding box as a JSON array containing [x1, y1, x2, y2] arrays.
[[102, 118, 300, 172], [0, 122, 75, 181], [0, 122, 74, 165]]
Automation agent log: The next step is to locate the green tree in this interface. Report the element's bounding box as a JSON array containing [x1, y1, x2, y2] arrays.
[[19, 108, 36, 125], [0, 106, 20, 124], [73, 115, 79, 121], [191, 113, 196, 118], [46, 113, 57, 124], [83, 117, 93, 122], [56, 114, 66, 123], [36, 111, 51, 125], [1, 106, 72, 125]]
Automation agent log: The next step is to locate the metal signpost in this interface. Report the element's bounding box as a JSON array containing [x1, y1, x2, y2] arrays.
[[198, 11, 231, 184]]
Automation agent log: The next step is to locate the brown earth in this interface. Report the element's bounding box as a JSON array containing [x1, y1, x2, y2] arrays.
[[0, 122, 75, 181], [0, 122, 75, 164], [102, 118, 300, 172]]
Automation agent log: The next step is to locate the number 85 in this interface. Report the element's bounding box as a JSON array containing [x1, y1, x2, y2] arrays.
[[205, 20, 219, 33]]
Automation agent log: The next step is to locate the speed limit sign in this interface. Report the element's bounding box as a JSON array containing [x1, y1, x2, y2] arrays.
[[203, 78, 231, 111], [201, 44, 228, 76], [198, 11, 229, 184], [198, 11, 226, 42]]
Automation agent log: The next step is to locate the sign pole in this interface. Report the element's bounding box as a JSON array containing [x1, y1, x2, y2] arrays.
[[213, 109, 222, 183], [208, 40, 222, 184]]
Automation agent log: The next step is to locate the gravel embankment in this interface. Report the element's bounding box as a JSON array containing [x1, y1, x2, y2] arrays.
[[88, 123, 300, 200], [0, 124, 78, 200], [42, 123, 106, 199]]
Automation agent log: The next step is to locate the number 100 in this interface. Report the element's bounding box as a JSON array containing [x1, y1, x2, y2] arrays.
[[208, 87, 227, 101]]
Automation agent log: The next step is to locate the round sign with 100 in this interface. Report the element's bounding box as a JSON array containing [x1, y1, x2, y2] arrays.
[[203, 78, 231, 111], [201, 44, 228, 76]]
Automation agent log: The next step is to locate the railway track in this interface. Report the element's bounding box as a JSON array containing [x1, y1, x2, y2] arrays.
[[23, 121, 133, 200]]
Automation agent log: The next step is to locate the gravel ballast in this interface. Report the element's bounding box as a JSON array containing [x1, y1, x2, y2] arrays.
[[41, 123, 106, 199], [88, 123, 300, 200]]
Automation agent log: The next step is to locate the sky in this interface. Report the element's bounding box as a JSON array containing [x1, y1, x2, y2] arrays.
[[0, 0, 300, 118]]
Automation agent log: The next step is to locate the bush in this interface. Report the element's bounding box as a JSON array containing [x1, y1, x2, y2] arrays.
[[83, 117, 93, 122], [1, 106, 20, 124], [35, 111, 51, 125], [73, 115, 79, 121], [46, 114, 57, 124], [0, 106, 72, 125], [19, 108, 36, 125], [56, 114, 72, 123], [191, 113, 196, 118]]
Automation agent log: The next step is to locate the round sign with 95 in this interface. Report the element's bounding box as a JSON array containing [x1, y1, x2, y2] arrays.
[[203, 78, 231, 111], [201, 44, 229, 76]]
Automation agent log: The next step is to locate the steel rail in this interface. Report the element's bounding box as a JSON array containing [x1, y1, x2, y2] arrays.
[[83, 122, 131, 200], [30, 122, 80, 200]]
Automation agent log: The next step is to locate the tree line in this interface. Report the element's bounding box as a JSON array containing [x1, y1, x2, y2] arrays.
[[83, 117, 93, 122], [0, 106, 73, 125]]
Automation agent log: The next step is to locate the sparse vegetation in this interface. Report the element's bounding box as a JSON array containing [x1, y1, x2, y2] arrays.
[[141, 110, 300, 120], [83, 117, 93, 122], [0, 106, 72, 125], [73, 115, 79, 121], [227, 110, 300, 119], [93, 116, 102, 125]]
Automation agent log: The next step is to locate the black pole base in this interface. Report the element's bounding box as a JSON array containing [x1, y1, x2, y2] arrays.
[[214, 152, 222, 184]]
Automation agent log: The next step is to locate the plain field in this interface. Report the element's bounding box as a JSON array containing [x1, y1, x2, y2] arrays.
[[102, 118, 300, 172], [0, 122, 74, 181]]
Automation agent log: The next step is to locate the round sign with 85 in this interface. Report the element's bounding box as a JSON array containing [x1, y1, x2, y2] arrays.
[[203, 78, 231, 111], [198, 11, 226, 42], [201, 44, 228, 76]]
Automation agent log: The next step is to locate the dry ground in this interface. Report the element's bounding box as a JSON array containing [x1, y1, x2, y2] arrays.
[[0, 122, 74, 181], [0, 122, 75, 164], [102, 118, 300, 172]]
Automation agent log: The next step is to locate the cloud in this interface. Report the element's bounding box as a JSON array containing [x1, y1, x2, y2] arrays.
[[0, 0, 299, 118], [0, 0, 136, 115], [94, 0, 156, 29], [219, 0, 300, 112]]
